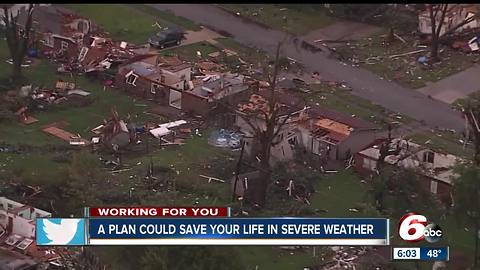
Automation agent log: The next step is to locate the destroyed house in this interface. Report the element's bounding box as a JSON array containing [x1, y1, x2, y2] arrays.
[[116, 55, 192, 109], [0, 197, 51, 239], [235, 92, 310, 164], [182, 73, 252, 116], [16, 6, 96, 61], [79, 37, 137, 75], [418, 4, 479, 36], [294, 106, 380, 161], [235, 91, 380, 164], [355, 138, 463, 201], [0, 198, 60, 269]]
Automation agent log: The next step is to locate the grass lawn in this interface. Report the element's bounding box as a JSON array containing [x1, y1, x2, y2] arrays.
[[161, 38, 274, 72], [161, 37, 270, 63], [161, 41, 220, 62], [0, 49, 235, 203], [310, 170, 370, 217], [0, 36, 155, 187], [63, 4, 198, 44], [0, 61, 150, 146], [219, 4, 334, 35], [335, 31, 480, 89], [127, 4, 201, 31], [408, 130, 473, 158], [0, 151, 69, 187], [214, 37, 270, 65], [113, 132, 238, 204], [452, 90, 480, 109], [305, 83, 413, 127], [162, 37, 306, 78], [308, 170, 475, 267], [240, 246, 315, 270]]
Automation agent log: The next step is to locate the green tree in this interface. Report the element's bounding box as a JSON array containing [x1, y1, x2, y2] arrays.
[[141, 247, 168, 270], [58, 247, 107, 270], [370, 170, 388, 213], [462, 92, 480, 165], [370, 167, 440, 220], [1, 4, 35, 85], [453, 165, 480, 268], [64, 151, 103, 208]]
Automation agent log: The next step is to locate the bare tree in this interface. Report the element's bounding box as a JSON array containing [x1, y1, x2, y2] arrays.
[[426, 4, 477, 62], [1, 4, 35, 85], [455, 94, 480, 267], [234, 42, 302, 207], [462, 93, 480, 165], [427, 4, 448, 62]]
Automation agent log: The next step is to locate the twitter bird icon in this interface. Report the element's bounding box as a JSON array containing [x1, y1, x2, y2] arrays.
[[36, 218, 86, 246]]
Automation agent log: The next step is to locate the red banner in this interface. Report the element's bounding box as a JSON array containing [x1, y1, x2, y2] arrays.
[[88, 207, 229, 217]]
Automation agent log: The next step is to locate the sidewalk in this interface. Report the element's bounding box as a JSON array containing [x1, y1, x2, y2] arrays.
[[418, 64, 480, 104]]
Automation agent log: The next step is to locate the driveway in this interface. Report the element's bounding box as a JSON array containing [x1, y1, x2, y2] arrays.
[[182, 27, 222, 45], [130, 27, 222, 55], [418, 64, 480, 104], [150, 4, 466, 132]]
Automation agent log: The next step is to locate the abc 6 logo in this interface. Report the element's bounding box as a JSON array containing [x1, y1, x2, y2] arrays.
[[398, 213, 443, 243]]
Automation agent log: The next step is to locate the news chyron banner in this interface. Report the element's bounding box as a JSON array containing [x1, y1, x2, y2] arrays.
[[36, 207, 390, 246]]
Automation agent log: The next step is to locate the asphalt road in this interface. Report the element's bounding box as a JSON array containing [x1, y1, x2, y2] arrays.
[[151, 4, 466, 132]]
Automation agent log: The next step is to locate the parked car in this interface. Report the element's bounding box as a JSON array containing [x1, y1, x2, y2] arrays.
[[148, 28, 185, 49]]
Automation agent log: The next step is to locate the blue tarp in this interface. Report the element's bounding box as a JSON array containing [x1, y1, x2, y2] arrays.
[[208, 129, 242, 148]]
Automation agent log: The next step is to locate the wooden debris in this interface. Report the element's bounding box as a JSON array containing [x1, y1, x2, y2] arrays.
[[55, 81, 76, 91], [160, 137, 185, 146], [199, 175, 225, 183], [470, 109, 480, 132], [345, 155, 354, 169], [111, 168, 132, 174], [388, 49, 425, 59], [394, 33, 407, 44], [42, 125, 89, 146], [161, 142, 185, 146], [20, 116, 38, 125]]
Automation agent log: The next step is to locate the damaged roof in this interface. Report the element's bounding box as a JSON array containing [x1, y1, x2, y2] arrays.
[[237, 92, 305, 117], [124, 61, 157, 77], [237, 89, 375, 131], [314, 118, 351, 136], [308, 105, 377, 130], [358, 138, 463, 185], [188, 73, 249, 100], [302, 116, 355, 144], [81, 46, 108, 65], [141, 55, 191, 73], [121, 55, 191, 80]]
